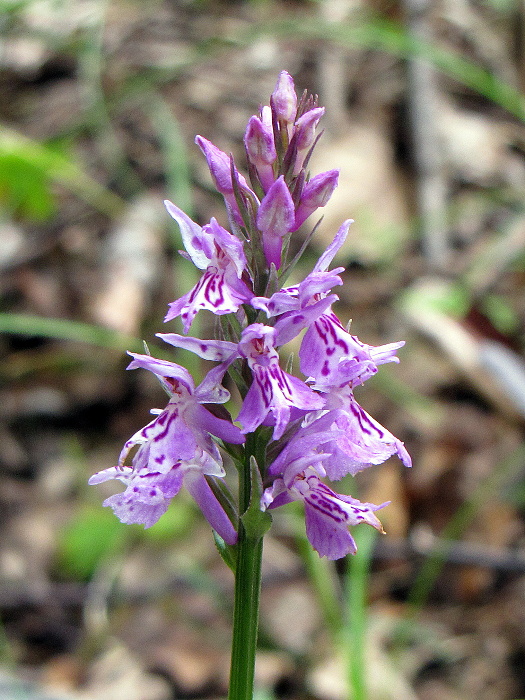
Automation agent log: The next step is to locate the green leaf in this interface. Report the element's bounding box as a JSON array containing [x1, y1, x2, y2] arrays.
[[0, 128, 124, 217]]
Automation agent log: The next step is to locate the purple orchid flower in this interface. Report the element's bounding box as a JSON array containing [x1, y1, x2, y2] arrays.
[[267, 411, 340, 478], [89, 443, 237, 543], [269, 389, 411, 482], [262, 465, 388, 559], [251, 218, 350, 319], [292, 107, 325, 175], [164, 201, 253, 332], [301, 313, 405, 390], [119, 354, 242, 461], [321, 384, 412, 475], [88, 353, 244, 538], [237, 324, 325, 440], [91, 70, 412, 563], [252, 219, 403, 387], [158, 324, 325, 441]]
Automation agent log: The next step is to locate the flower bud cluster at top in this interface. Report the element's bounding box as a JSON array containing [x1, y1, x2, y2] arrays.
[[89, 72, 411, 560]]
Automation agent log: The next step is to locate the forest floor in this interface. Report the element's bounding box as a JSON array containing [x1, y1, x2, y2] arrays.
[[2, 0, 525, 698]]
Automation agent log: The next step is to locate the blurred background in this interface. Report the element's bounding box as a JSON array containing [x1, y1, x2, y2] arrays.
[[2, 0, 525, 698]]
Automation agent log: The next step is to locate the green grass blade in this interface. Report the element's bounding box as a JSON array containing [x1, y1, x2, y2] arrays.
[[149, 95, 195, 220], [345, 526, 377, 700], [0, 313, 143, 351], [296, 530, 342, 639], [236, 17, 525, 121]]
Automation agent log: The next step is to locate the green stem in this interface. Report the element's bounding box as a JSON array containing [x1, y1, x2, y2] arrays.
[[228, 433, 264, 700], [228, 527, 263, 700]]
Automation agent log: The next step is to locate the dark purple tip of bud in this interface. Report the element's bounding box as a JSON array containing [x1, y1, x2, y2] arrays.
[[271, 71, 297, 123]]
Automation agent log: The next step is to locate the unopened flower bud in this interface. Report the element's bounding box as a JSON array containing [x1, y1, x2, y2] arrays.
[[195, 135, 234, 195], [293, 169, 339, 230], [295, 108, 325, 150], [244, 115, 277, 192], [271, 71, 297, 124], [195, 135, 254, 226], [292, 107, 325, 174], [256, 175, 295, 269]]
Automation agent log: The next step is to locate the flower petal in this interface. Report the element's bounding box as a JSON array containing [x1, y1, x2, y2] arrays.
[[164, 200, 209, 270], [158, 333, 238, 361]]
